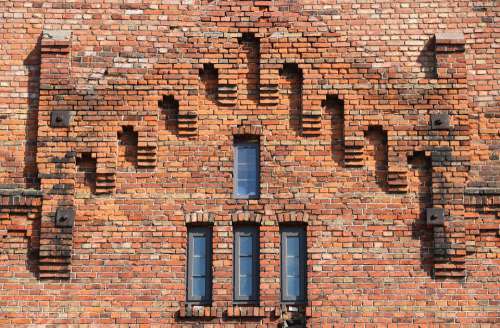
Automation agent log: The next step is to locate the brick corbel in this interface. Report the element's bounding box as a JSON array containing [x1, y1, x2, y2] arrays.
[[434, 32, 466, 81], [0, 189, 42, 239], [301, 67, 322, 137], [174, 64, 201, 137], [216, 64, 238, 107], [119, 123, 157, 170], [428, 148, 467, 278], [386, 136, 408, 193], [258, 36, 280, 106], [344, 125, 365, 168], [424, 31, 469, 278]]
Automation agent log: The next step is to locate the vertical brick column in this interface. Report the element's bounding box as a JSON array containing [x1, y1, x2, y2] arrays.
[[387, 146, 408, 193], [301, 69, 323, 137], [136, 129, 157, 169], [37, 30, 75, 279], [176, 65, 200, 137], [259, 37, 280, 106], [217, 65, 238, 107], [430, 32, 469, 278], [344, 126, 365, 167]]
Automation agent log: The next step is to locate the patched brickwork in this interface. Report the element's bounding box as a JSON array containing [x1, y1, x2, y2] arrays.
[[0, 0, 498, 326]]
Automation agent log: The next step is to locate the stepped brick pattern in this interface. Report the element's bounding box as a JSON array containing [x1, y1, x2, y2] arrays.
[[0, 0, 498, 326]]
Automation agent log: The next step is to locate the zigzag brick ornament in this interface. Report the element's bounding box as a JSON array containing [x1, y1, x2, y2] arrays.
[[0, 0, 498, 326]]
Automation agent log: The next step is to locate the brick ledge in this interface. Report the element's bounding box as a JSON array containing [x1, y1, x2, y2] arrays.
[[0, 188, 43, 197], [177, 304, 313, 319]]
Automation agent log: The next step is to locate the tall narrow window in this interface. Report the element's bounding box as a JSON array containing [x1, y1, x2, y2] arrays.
[[233, 225, 259, 303], [187, 226, 212, 304], [234, 137, 260, 199], [281, 226, 306, 303]]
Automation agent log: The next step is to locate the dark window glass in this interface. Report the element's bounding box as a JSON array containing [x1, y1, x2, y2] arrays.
[[234, 139, 260, 198], [281, 226, 306, 303], [187, 226, 212, 304], [234, 225, 259, 303]]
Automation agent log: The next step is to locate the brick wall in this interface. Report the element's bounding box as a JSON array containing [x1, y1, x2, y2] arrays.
[[0, 0, 498, 326]]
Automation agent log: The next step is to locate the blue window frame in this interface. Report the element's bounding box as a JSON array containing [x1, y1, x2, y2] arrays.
[[233, 225, 259, 303], [234, 138, 260, 199], [187, 226, 212, 304], [281, 226, 306, 303]]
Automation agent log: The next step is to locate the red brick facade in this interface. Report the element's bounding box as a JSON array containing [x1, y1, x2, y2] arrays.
[[0, 0, 498, 326]]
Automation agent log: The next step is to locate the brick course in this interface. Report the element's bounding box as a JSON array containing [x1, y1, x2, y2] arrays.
[[0, 0, 498, 326]]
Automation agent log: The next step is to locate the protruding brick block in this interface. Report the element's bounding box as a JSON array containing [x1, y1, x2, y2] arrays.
[[426, 208, 445, 226], [54, 207, 75, 228]]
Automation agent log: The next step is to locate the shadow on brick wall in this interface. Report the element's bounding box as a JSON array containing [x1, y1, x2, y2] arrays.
[[25, 216, 41, 278], [364, 126, 388, 191], [417, 37, 437, 79], [411, 214, 434, 277], [279, 63, 303, 137], [408, 152, 434, 277], [323, 95, 344, 167], [23, 38, 41, 189], [159, 95, 179, 135]]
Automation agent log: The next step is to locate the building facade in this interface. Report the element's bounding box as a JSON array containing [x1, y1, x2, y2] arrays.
[[0, 0, 498, 326]]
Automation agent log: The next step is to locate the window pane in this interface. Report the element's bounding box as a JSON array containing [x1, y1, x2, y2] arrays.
[[240, 256, 253, 276], [235, 140, 259, 198], [188, 227, 211, 303], [238, 148, 249, 164], [234, 226, 258, 302], [287, 236, 300, 257], [287, 276, 300, 298], [240, 146, 257, 163], [237, 180, 250, 196], [237, 179, 257, 196], [192, 257, 206, 276], [286, 256, 299, 277], [192, 277, 206, 298], [193, 236, 206, 257], [240, 276, 252, 297], [238, 165, 250, 179], [240, 236, 253, 256], [245, 164, 258, 180], [281, 227, 306, 303], [238, 165, 257, 181]]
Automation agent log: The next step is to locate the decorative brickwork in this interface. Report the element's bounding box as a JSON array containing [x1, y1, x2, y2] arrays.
[[37, 30, 76, 279], [0, 189, 42, 278], [0, 0, 498, 326]]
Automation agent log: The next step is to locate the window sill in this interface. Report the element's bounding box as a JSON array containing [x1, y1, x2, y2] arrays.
[[177, 303, 220, 318], [225, 306, 266, 318], [177, 304, 313, 319], [278, 304, 313, 318], [233, 195, 260, 200]]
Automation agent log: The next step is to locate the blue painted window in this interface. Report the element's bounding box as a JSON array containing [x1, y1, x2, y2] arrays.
[[281, 226, 306, 303], [234, 138, 260, 199], [187, 226, 212, 304], [234, 225, 259, 303]]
